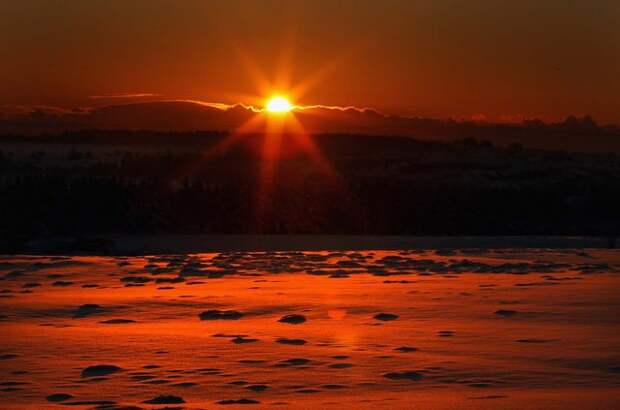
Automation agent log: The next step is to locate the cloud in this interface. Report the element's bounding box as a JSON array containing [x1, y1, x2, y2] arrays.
[[295, 104, 385, 116], [169, 100, 262, 113], [0, 100, 391, 135], [88, 93, 161, 100], [0, 104, 90, 117]]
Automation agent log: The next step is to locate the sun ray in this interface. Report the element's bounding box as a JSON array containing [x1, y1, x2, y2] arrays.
[[289, 60, 341, 102], [285, 114, 337, 178], [170, 36, 361, 231], [274, 25, 297, 91], [235, 48, 273, 97]]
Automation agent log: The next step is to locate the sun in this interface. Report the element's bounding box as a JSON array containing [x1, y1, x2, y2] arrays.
[[265, 96, 292, 113]]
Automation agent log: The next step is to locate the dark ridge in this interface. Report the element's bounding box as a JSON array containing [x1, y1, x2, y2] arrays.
[[1, 131, 619, 249]]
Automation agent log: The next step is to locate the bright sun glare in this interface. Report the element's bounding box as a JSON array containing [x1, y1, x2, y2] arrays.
[[265, 96, 292, 113]]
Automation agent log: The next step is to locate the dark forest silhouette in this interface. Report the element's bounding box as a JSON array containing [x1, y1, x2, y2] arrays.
[[1, 130, 619, 252]]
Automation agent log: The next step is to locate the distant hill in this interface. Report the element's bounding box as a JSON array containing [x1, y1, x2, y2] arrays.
[[1, 100, 619, 153]]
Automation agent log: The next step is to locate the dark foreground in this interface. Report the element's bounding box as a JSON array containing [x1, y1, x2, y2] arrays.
[[1, 249, 619, 409]]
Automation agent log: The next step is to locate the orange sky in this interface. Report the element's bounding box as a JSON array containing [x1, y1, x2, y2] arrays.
[[1, 0, 619, 123]]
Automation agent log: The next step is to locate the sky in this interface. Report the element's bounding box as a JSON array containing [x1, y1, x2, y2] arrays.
[[1, 0, 619, 123]]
